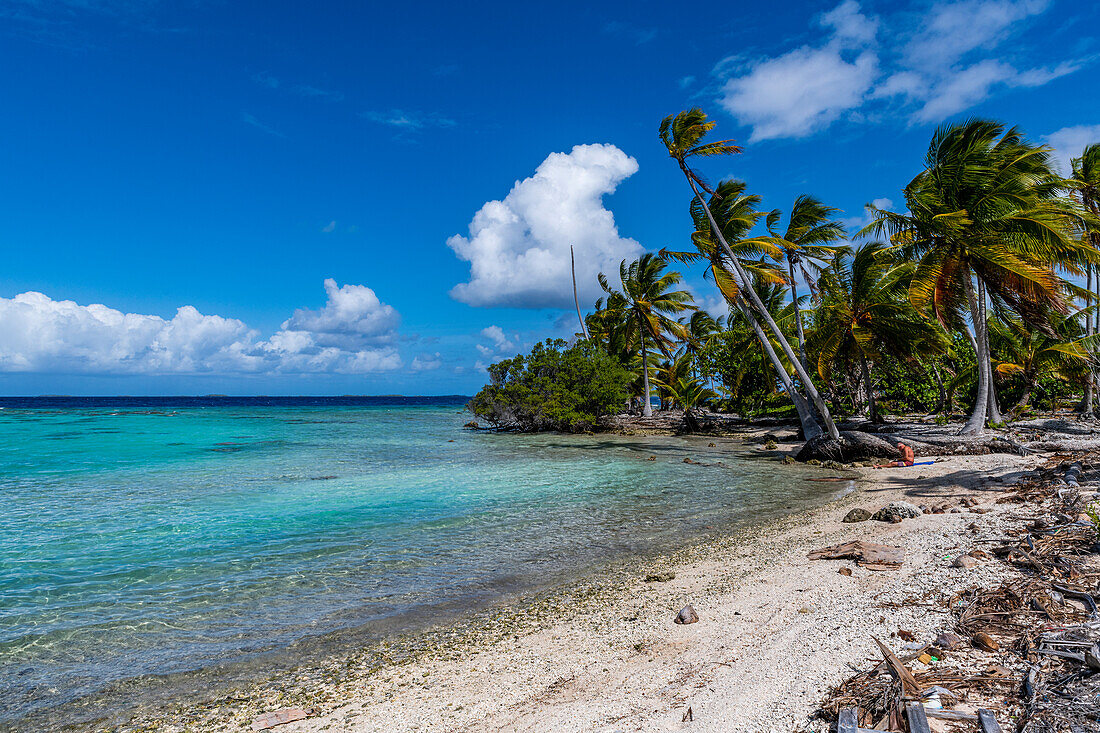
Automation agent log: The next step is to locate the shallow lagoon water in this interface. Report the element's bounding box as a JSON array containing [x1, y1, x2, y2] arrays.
[[0, 397, 832, 725]]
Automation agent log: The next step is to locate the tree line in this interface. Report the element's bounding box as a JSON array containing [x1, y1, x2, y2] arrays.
[[471, 109, 1100, 437]]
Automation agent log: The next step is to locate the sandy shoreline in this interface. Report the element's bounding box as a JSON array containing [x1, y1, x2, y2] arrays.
[[102, 437, 1042, 733], [16, 432, 1055, 733]]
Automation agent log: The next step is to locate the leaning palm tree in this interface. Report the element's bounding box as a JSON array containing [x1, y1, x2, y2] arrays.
[[598, 253, 694, 417], [808, 242, 948, 422], [862, 119, 1092, 434], [765, 195, 848, 376], [663, 180, 827, 439], [659, 108, 840, 440]]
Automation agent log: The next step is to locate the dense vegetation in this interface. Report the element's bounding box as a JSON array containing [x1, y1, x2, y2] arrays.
[[468, 339, 634, 431], [474, 108, 1100, 437]]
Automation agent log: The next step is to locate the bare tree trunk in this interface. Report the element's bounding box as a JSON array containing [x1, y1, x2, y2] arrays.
[[735, 301, 823, 440], [683, 174, 839, 439], [961, 275, 990, 435]]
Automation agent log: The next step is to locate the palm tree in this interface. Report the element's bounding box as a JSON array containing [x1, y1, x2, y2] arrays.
[[808, 242, 948, 422], [598, 253, 694, 417], [765, 195, 848, 377], [660, 108, 840, 440], [679, 310, 721, 380], [863, 119, 1090, 434], [654, 353, 718, 410], [1070, 144, 1100, 413], [989, 311, 1095, 413], [663, 179, 827, 439]]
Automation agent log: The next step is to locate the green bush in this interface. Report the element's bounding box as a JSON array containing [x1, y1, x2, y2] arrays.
[[468, 339, 634, 432]]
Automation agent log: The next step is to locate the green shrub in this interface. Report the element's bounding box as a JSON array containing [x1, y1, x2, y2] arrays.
[[468, 339, 634, 432]]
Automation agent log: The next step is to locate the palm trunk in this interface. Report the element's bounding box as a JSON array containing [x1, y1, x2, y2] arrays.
[[682, 171, 839, 439], [978, 280, 1003, 424], [570, 245, 589, 341], [1087, 265, 1095, 414], [639, 327, 653, 418], [1012, 377, 1035, 413], [961, 274, 990, 435], [930, 362, 946, 414], [736, 300, 823, 440], [788, 261, 812, 394], [859, 353, 879, 423]]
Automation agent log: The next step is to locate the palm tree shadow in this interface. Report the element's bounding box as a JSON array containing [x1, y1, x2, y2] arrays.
[[857, 467, 1032, 503]]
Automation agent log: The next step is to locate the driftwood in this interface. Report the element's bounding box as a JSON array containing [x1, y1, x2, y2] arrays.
[[808, 541, 905, 571], [875, 638, 922, 696]]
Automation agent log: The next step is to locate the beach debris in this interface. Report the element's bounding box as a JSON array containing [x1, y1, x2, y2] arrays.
[[463, 421, 479, 429], [934, 631, 964, 650], [873, 637, 921, 696], [683, 457, 696, 464], [708, 442, 716, 447], [763, 439, 778, 450], [645, 570, 675, 583], [251, 708, 314, 730], [870, 501, 922, 522], [952, 554, 980, 569], [682, 706, 693, 722], [838, 567, 853, 576], [972, 631, 999, 651], [808, 540, 904, 570], [674, 604, 698, 624], [645, 455, 656, 461]]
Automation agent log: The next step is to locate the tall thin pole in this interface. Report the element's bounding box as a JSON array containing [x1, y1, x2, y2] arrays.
[[571, 245, 589, 341]]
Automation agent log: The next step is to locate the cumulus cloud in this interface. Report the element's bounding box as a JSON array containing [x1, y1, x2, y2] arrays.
[[0, 280, 403, 376], [716, 0, 1083, 141], [282, 278, 400, 348], [718, 1, 879, 141], [480, 325, 512, 350], [448, 143, 644, 308], [1043, 124, 1100, 174]]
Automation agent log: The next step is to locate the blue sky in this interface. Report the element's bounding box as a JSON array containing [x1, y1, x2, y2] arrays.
[[0, 0, 1097, 395]]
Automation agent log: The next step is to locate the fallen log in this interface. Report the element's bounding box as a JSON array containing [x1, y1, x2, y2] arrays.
[[808, 541, 904, 570]]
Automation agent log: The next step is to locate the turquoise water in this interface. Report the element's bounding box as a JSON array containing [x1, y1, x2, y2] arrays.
[[0, 399, 830, 725]]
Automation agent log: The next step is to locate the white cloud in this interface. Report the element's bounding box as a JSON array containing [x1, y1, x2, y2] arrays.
[[480, 325, 512, 350], [321, 220, 336, 233], [902, 0, 1049, 70], [718, 2, 879, 142], [1043, 124, 1100, 174], [282, 278, 400, 348], [0, 280, 403, 376], [822, 0, 879, 44], [716, 0, 1083, 141], [448, 143, 644, 308], [720, 46, 878, 142]]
